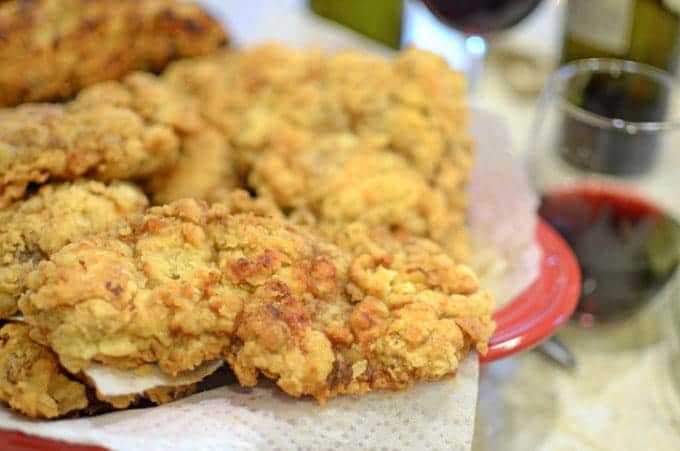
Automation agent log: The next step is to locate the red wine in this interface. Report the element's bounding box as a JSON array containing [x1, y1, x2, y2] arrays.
[[539, 185, 680, 323], [421, 0, 543, 34], [560, 71, 668, 175]]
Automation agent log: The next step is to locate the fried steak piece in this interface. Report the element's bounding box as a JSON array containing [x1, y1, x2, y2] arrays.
[[164, 45, 473, 261], [0, 0, 227, 107], [19, 198, 494, 404], [0, 97, 179, 207], [0, 181, 148, 318], [0, 322, 198, 418], [249, 134, 458, 257], [0, 70, 233, 207], [0, 322, 88, 418], [74, 71, 237, 204]]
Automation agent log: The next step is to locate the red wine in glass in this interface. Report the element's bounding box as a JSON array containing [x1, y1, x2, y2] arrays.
[[421, 0, 543, 34], [539, 185, 680, 324], [560, 71, 669, 175]]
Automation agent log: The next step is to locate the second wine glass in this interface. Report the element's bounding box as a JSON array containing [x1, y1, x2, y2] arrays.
[[419, 0, 544, 86], [530, 58, 680, 325]]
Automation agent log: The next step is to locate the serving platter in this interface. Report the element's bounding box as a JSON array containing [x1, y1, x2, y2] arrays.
[[481, 218, 581, 362], [0, 431, 104, 451]]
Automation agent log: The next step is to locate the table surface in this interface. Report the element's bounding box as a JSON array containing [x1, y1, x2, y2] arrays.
[[473, 286, 680, 450], [473, 18, 680, 450]]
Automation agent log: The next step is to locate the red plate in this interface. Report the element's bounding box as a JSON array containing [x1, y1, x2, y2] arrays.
[[0, 218, 579, 449], [481, 218, 581, 362], [0, 431, 104, 451]]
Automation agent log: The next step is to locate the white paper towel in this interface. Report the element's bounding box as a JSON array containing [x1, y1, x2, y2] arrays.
[[84, 360, 223, 397], [0, 357, 478, 451]]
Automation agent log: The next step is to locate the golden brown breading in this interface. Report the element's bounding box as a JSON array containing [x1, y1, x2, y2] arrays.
[[0, 322, 198, 418], [0, 0, 227, 107], [164, 45, 472, 261], [0, 181, 148, 318], [249, 135, 458, 255], [0, 70, 234, 207], [74, 71, 237, 204], [229, 217, 496, 399], [144, 384, 197, 405], [164, 44, 327, 151], [20, 199, 334, 377], [0, 322, 88, 419], [205, 189, 284, 219], [19, 198, 493, 403], [144, 128, 237, 204], [0, 99, 179, 207], [73, 71, 205, 135]]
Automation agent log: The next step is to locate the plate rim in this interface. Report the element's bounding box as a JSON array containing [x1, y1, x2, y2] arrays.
[[0, 429, 105, 451], [480, 218, 581, 363]]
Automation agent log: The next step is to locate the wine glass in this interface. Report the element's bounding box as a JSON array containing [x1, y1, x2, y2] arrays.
[[405, 0, 544, 87], [529, 58, 680, 325]]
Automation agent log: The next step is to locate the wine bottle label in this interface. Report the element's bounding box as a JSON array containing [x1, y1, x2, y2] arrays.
[[566, 0, 633, 54]]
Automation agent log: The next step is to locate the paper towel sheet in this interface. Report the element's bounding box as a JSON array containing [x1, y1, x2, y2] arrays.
[[0, 357, 478, 451]]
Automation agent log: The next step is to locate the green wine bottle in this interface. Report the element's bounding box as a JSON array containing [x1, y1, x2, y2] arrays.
[[309, 0, 403, 49], [561, 0, 680, 71]]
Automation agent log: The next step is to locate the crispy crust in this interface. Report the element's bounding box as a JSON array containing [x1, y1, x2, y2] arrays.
[[0, 181, 148, 318], [20, 199, 334, 377], [0, 322, 88, 418], [73, 71, 237, 204], [0, 70, 233, 207], [0, 0, 227, 107], [20, 198, 494, 404], [164, 45, 472, 261], [0, 322, 198, 418], [0, 99, 179, 207]]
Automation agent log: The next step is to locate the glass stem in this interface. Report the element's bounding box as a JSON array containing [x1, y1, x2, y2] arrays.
[[465, 34, 487, 93]]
